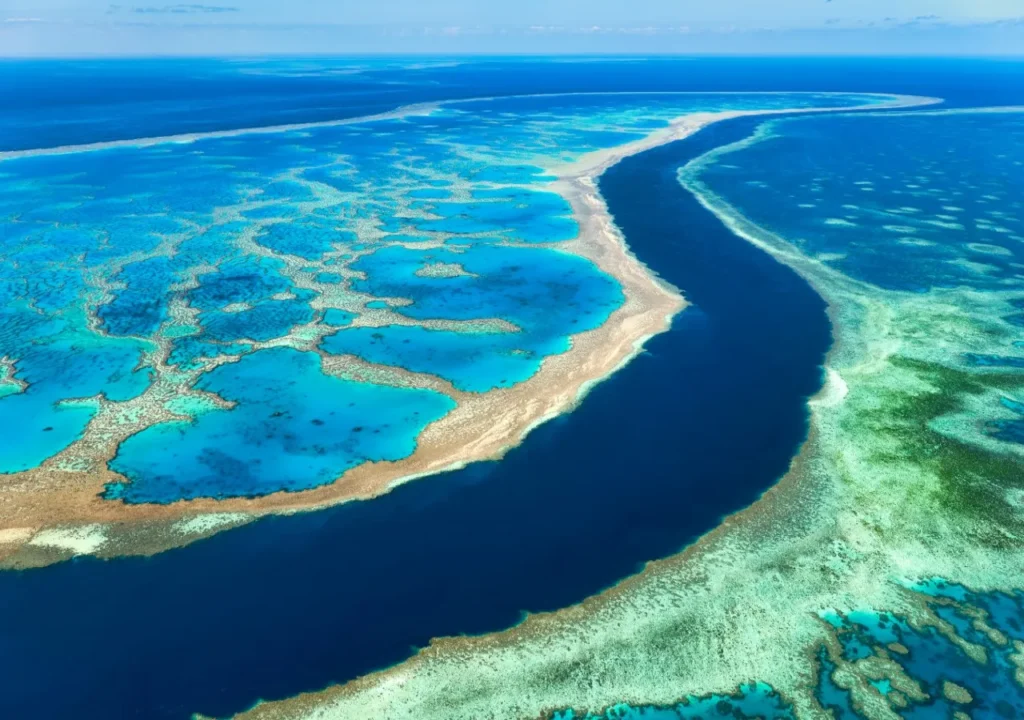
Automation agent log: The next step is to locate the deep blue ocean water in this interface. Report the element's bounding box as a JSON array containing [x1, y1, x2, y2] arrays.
[[694, 111, 1024, 293], [3, 56, 1022, 151], [1, 57, 1024, 719]]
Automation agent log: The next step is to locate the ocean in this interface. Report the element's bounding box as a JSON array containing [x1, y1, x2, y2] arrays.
[[1, 57, 1023, 719]]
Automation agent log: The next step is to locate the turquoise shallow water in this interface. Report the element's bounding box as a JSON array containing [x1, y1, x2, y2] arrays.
[[0, 90, 884, 501], [324, 244, 622, 391], [817, 581, 1024, 719], [553, 683, 793, 720], [326, 325, 554, 393], [106, 348, 455, 502], [0, 321, 150, 473]]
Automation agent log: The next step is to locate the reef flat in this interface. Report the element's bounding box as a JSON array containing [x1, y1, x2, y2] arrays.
[[222, 107, 1024, 719], [0, 91, 912, 567]]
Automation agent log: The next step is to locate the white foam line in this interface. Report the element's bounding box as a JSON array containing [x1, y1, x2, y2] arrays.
[[827, 104, 1024, 119], [0, 101, 442, 161], [0, 91, 933, 162]]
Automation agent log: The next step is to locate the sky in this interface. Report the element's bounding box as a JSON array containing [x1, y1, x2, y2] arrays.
[[2, 0, 1023, 56]]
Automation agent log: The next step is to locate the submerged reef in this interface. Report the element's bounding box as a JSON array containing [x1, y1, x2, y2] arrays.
[[552, 684, 795, 719], [222, 108, 1024, 720], [105, 347, 457, 503], [0, 91, 897, 564]]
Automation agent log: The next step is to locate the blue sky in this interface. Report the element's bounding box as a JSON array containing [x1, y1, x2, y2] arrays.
[[2, 0, 1022, 56]]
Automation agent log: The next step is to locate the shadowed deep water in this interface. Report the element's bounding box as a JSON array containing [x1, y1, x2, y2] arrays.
[[1, 58, 1024, 720]]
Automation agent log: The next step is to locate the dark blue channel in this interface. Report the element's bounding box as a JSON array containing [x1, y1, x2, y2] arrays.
[[0, 115, 829, 719]]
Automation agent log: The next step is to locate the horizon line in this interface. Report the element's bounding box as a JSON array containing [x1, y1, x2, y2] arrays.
[[4, 51, 1024, 61]]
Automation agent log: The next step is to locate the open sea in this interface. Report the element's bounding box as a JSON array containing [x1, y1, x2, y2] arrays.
[[1, 57, 1023, 719]]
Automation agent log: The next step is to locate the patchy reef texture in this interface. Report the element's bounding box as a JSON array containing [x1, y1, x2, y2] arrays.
[[0, 91, 898, 566], [220, 108, 1024, 720]]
